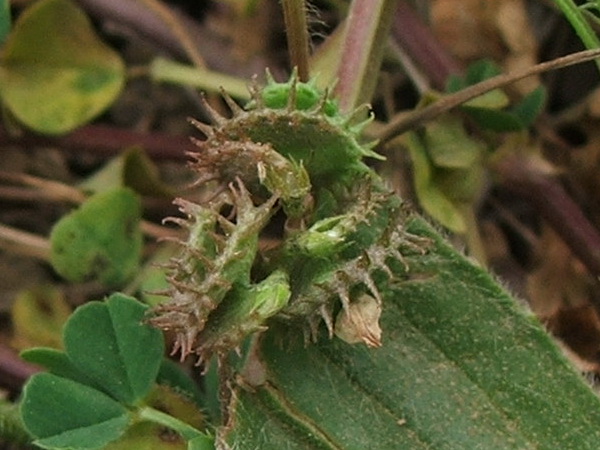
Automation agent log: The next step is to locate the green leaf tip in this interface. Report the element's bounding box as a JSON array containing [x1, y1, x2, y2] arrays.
[[64, 293, 164, 404], [19, 294, 168, 448], [21, 373, 130, 450]]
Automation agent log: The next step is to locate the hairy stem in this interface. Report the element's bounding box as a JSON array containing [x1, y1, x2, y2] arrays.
[[281, 0, 311, 81]]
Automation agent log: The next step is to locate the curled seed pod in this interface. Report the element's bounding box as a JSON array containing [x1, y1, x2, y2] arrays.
[[149, 181, 278, 359], [153, 72, 428, 363]]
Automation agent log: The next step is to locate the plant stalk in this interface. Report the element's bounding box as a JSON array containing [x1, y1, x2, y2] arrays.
[[391, 1, 463, 90], [150, 58, 250, 99], [335, 0, 399, 112], [493, 153, 600, 278], [377, 48, 600, 142], [138, 406, 208, 442], [281, 0, 311, 81], [552, 0, 600, 72], [0, 124, 193, 161], [0, 223, 51, 261], [136, 0, 207, 68]]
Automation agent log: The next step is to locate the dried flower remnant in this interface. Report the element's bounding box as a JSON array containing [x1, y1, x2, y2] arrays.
[[335, 294, 383, 347]]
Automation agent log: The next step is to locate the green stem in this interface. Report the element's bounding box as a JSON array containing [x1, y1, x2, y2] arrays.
[[137, 406, 210, 442], [150, 58, 250, 100], [281, 0, 311, 82], [553, 0, 600, 72]]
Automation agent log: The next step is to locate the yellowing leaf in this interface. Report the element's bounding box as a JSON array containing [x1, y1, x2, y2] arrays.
[[0, 0, 124, 134], [10, 286, 71, 350]]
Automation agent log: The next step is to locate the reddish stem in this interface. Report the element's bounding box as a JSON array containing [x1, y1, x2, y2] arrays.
[[494, 154, 600, 277], [392, 1, 463, 90], [78, 0, 274, 78], [335, 0, 397, 112], [0, 125, 193, 161], [0, 344, 39, 392]]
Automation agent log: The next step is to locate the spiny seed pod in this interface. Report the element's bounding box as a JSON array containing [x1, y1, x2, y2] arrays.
[[150, 181, 279, 360], [190, 71, 381, 201], [150, 71, 426, 364]]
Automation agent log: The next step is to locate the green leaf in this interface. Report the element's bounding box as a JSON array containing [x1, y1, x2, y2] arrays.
[[0, 0, 11, 44], [10, 286, 71, 350], [62, 293, 164, 405], [444, 73, 464, 93], [225, 217, 600, 448], [446, 59, 509, 109], [462, 87, 546, 132], [20, 347, 92, 387], [406, 132, 466, 232], [150, 58, 249, 100], [0, 0, 125, 134], [462, 106, 526, 132], [435, 166, 485, 203], [446, 61, 546, 132], [465, 87, 509, 110], [187, 435, 215, 450], [465, 59, 502, 85], [80, 147, 174, 197], [49, 187, 142, 287], [511, 86, 547, 127], [21, 373, 130, 450], [423, 115, 485, 168], [157, 359, 205, 407]]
